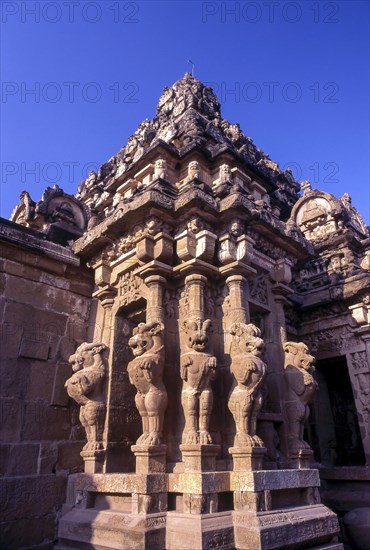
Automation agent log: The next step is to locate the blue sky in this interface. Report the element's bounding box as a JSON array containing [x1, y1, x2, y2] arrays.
[[1, 0, 369, 223]]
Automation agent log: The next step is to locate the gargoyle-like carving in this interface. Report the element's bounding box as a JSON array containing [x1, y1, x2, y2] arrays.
[[127, 321, 167, 445], [283, 341, 318, 453], [228, 323, 266, 448], [154, 158, 167, 180], [187, 160, 200, 180], [65, 342, 107, 452], [180, 318, 217, 444]]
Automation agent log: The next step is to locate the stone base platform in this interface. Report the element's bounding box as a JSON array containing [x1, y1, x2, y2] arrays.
[[233, 504, 341, 550], [166, 511, 234, 549], [57, 508, 166, 549], [55, 470, 343, 550]]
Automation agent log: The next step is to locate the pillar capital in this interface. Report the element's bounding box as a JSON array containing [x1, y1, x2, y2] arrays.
[[185, 273, 207, 285]]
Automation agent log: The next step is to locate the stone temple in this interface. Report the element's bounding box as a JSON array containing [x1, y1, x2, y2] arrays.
[[1, 73, 369, 549]]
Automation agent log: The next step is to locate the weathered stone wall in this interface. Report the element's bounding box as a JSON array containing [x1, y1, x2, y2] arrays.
[[0, 218, 94, 549]]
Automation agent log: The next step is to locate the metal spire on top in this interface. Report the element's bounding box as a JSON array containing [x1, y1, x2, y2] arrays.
[[187, 60, 195, 76]]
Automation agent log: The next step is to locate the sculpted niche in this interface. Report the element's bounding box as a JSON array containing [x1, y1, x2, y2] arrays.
[[128, 321, 168, 446], [65, 342, 107, 453], [228, 323, 266, 448], [180, 319, 217, 445], [283, 341, 318, 454]]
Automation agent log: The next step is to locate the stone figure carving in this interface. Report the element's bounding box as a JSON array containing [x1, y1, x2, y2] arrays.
[[229, 218, 243, 238], [219, 163, 232, 184], [180, 318, 217, 445], [228, 323, 266, 448], [283, 341, 318, 453], [127, 321, 168, 445], [187, 160, 200, 180], [65, 342, 107, 452], [85, 171, 98, 191], [187, 215, 204, 234], [154, 159, 167, 180]]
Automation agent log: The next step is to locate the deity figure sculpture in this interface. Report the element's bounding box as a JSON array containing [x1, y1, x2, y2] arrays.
[[228, 323, 266, 448], [180, 318, 217, 445], [127, 321, 168, 446], [283, 341, 318, 453], [65, 342, 107, 452], [154, 158, 167, 180]]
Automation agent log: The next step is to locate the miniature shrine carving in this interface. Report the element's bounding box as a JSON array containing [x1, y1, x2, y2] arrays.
[[127, 321, 168, 445]]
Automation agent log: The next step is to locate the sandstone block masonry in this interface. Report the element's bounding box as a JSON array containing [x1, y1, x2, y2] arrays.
[[0, 217, 94, 548]]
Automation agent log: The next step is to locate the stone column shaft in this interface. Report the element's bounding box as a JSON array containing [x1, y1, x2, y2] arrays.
[[145, 275, 166, 323], [185, 273, 207, 320], [346, 336, 370, 466], [101, 298, 115, 346], [226, 275, 249, 323]]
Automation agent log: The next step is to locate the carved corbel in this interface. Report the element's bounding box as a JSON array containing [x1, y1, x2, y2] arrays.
[[271, 259, 293, 285], [349, 303, 370, 326], [176, 230, 197, 261], [175, 216, 217, 265], [153, 232, 174, 263], [136, 234, 155, 263]]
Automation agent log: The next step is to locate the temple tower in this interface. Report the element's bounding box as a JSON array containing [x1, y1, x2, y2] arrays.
[[53, 74, 351, 549]]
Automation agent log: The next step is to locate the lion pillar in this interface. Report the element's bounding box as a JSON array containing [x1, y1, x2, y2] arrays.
[[179, 274, 219, 474], [228, 323, 267, 473], [127, 321, 168, 475], [65, 342, 108, 473], [283, 341, 318, 468]]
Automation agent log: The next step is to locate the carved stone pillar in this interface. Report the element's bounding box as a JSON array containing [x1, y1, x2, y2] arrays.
[[145, 274, 166, 323], [268, 283, 294, 463], [100, 296, 116, 347], [228, 323, 267, 474], [345, 331, 370, 466], [283, 342, 318, 469], [91, 287, 118, 473], [225, 275, 249, 324], [270, 283, 293, 362], [65, 343, 108, 474], [185, 273, 206, 320]]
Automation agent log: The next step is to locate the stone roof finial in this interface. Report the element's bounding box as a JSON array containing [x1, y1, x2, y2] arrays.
[[301, 180, 312, 195], [341, 192, 352, 206]]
